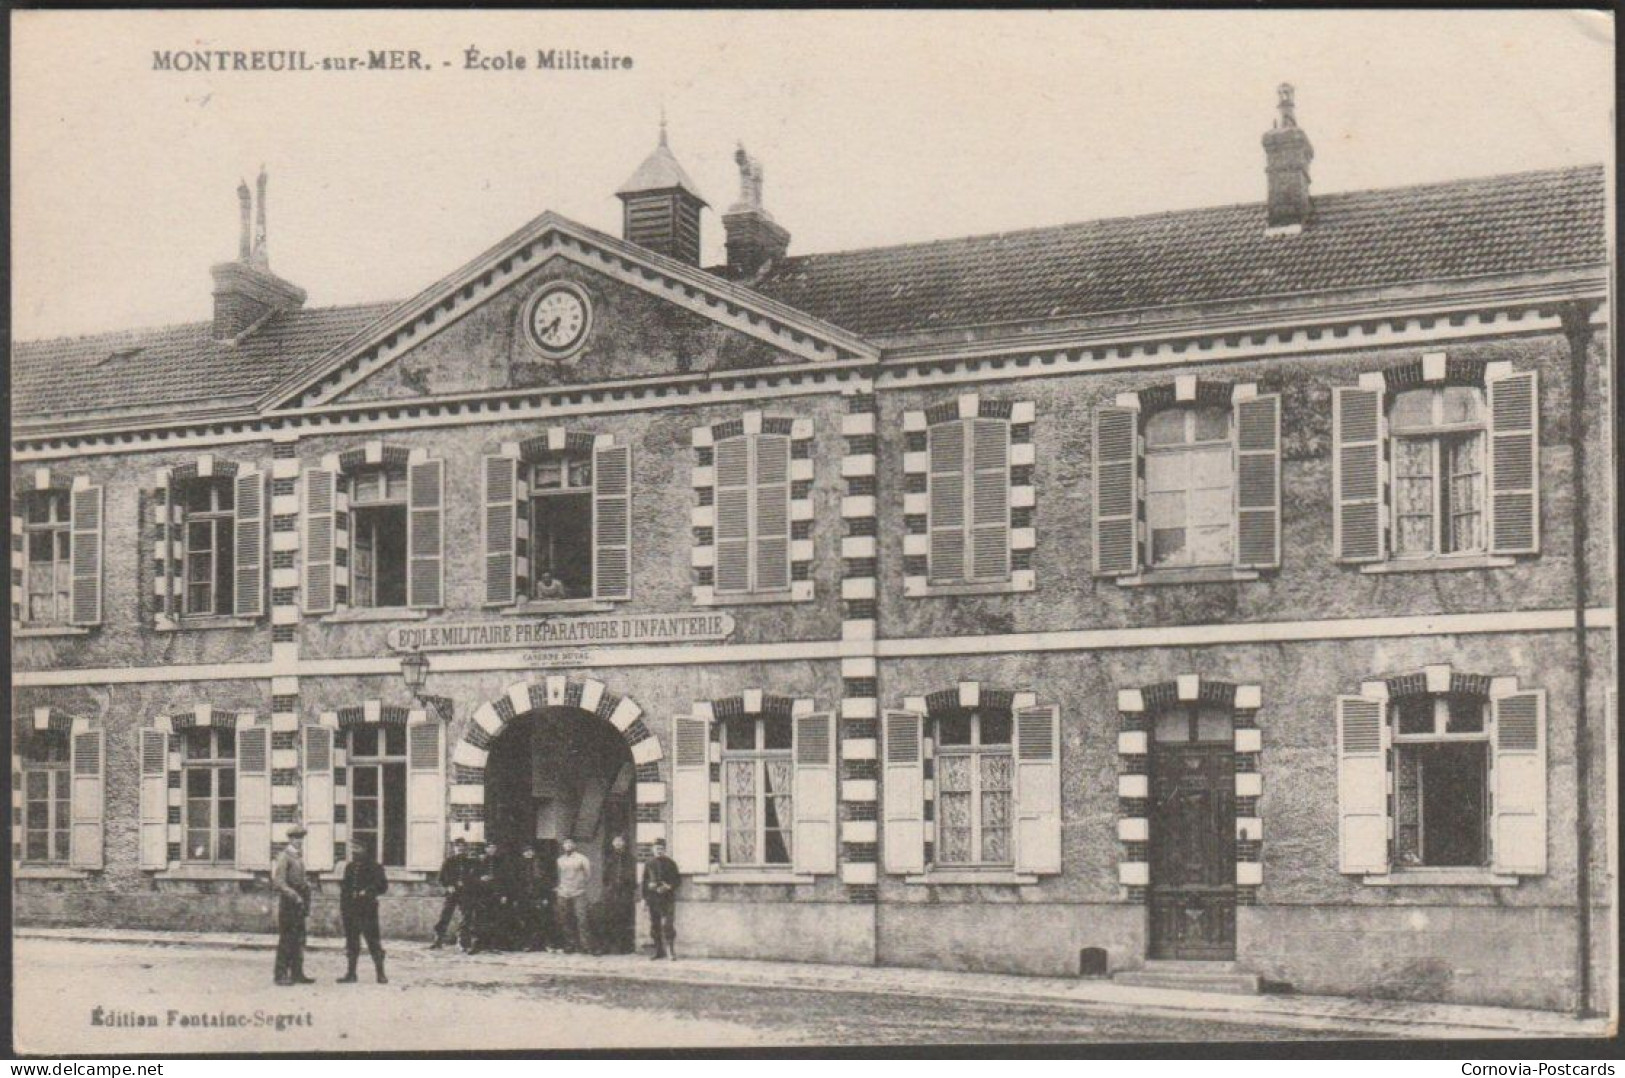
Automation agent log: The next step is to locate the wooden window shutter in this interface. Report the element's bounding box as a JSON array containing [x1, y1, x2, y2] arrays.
[[406, 721, 445, 871], [235, 725, 272, 871], [754, 434, 792, 592], [1492, 690, 1547, 875], [1014, 705, 1061, 875], [671, 717, 711, 874], [592, 444, 631, 601], [882, 709, 925, 874], [971, 419, 1011, 582], [138, 729, 170, 870], [1092, 405, 1140, 576], [1333, 386, 1385, 563], [792, 711, 836, 875], [714, 437, 752, 595], [302, 725, 336, 872], [159, 476, 179, 618], [69, 729, 105, 870], [69, 484, 104, 626], [1336, 696, 1389, 875], [302, 468, 337, 614], [10, 505, 22, 624], [407, 457, 445, 609], [1487, 370, 1540, 555], [233, 469, 265, 618], [483, 454, 518, 606], [927, 421, 967, 583], [1233, 393, 1282, 570]]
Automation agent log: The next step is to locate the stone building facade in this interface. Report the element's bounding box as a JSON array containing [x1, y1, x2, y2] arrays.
[[12, 91, 1614, 1013]]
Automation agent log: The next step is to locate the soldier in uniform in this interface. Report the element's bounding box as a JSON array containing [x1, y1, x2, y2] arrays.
[[431, 837, 473, 949], [601, 834, 638, 954], [271, 825, 315, 985], [336, 837, 389, 983], [465, 842, 503, 953], [641, 837, 680, 960]]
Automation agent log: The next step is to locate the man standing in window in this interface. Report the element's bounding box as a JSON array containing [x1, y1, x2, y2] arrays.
[[271, 825, 314, 986], [642, 837, 680, 960], [337, 837, 389, 984], [533, 570, 569, 601], [555, 838, 594, 954]]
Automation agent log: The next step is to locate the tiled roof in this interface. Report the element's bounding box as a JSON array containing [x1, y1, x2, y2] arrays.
[[617, 136, 707, 203], [745, 165, 1607, 339], [11, 164, 1605, 427], [12, 301, 395, 426]]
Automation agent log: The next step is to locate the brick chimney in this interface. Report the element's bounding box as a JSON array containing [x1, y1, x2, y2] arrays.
[[722, 144, 790, 279], [616, 118, 708, 265], [211, 166, 306, 341], [1262, 83, 1314, 233]]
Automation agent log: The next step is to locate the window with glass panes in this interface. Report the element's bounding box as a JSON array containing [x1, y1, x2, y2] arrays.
[[934, 709, 1014, 865], [530, 456, 594, 599], [1392, 694, 1490, 868], [721, 712, 793, 866], [21, 489, 72, 625], [346, 724, 408, 867], [1390, 386, 1486, 559], [182, 726, 236, 863], [182, 478, 236, 616], [1144, 406, 1234, 568], [349, 464, 408, 608], [22, 733, 71, 863]]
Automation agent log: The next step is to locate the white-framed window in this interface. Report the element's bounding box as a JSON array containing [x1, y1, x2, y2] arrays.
[[529, 455, 595, 600], [21, 489, 71, 626], [1144, 406, 1235, 569], [180, 477, 236, 617], [721, 712, 794, 867], [350, 463, 409, 608], [21, 732, 72, 864], [1390, 387, 1486, 559], [345, 724, 408, 868], [933, 709, 1014, 866], [713, 432, 791, 595], [1391, 694, 1489, 868], [182, 726, 237, 864]]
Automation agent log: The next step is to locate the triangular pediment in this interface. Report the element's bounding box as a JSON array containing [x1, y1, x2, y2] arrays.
[[261, 212, 876, 411]]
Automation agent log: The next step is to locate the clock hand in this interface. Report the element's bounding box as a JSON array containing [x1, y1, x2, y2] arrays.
[[541, 317, 561, 337]]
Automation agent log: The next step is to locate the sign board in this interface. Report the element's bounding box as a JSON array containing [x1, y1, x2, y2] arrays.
[[386, 611, 734, 653]]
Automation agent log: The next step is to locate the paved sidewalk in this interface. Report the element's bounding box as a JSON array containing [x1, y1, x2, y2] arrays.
[[17, 926, 1608, 1040]]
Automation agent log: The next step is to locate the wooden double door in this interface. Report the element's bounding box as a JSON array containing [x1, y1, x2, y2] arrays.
[[1148, 739, 1236, 960]]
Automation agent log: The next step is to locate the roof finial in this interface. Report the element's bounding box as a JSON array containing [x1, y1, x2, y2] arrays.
[[1275, 83, 1297, 129]]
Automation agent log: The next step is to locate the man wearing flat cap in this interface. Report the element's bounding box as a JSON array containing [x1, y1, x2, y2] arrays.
[[272, 825, 315, 985]]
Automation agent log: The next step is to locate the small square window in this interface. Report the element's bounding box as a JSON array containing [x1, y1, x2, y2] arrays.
[[352, 727, 379, 757], [1397, 697, 1434, 736], [1446, 695, 1484, 734], [1192, 406, 1230, 442], [723, 714, 755, 751], [383, 724, 407, 756], [937, 713, 972, 747], [978, 710, 1013, 746], [761, 714, 792, 751]]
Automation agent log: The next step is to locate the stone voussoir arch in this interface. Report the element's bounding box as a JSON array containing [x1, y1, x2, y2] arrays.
[[447, 676, 665, 849]]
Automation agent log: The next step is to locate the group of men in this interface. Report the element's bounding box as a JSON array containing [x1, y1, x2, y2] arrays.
[[431, 835, 679, 960], [267, 825, 683, 986]]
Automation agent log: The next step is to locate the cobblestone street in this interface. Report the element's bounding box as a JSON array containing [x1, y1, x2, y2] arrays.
[[15, 937, 1399, 1052]]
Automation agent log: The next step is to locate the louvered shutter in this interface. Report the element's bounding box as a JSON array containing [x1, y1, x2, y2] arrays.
[[1336, 696, 1388, 874], [159, 476, 178, 618], [928, 421, 967, 583], [235, 725, 271, 871], [671, 717, 710, 874], [10, 505, 23, 623], [971, 419, 1011, 581], [69, 484, 103, 626], [1333, 386, 1385, 563], [407, 457, 445, 609], [233, 469, 265, 618], [882, 710, 925, 873], [1492, 690, 1547, 875], [1014, 705, 1061, 874], [755, 434, 792, 591], [592, 444, 631, 601], [483, 454, 518, 606], [139, 729, 169, 869], [302, 726, 336, 872], [1488, 370, 1539, 555], [714, 438, 752, 594], [1234, 394, 1282, 570], [792, 711, 836, 875], [407, 721, 445, 871], [1093, 406, 1140, 576], [302, 468, 337, 614], [69, 729, 105, 869]]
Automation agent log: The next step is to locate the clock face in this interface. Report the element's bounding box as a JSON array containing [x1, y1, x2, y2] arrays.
[[526, 284, 591, 357]]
